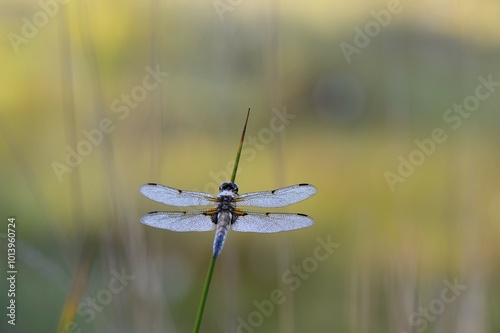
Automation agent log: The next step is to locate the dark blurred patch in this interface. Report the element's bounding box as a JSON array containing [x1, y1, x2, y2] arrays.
[[312, 73, 365, 124]]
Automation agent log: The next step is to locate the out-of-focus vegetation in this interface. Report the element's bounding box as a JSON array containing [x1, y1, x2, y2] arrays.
[[1, 1, 500, 332]]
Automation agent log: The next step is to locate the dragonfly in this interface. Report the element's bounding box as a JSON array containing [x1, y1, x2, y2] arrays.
[[139, 181, 317, 258]]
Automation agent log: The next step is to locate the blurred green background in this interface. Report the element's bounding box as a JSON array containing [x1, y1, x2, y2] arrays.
[[1, 0, 500, 332]]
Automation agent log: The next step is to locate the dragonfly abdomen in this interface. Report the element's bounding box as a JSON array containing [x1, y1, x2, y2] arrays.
[[213, 212, 231, 258]]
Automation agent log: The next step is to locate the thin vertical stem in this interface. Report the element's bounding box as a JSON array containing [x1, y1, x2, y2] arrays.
[[192, 257, 217, 333], [192, 109, 251, 333], [230, 108, 251, 183]]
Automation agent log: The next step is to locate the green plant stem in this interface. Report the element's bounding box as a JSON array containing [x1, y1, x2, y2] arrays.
[[192, 256, 217, 333], [230, 108, 251, 182], [192, 108, 251, 333]]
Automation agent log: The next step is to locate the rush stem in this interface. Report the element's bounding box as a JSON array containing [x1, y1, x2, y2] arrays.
[[192, 109, 251, 333], [192, 256, 216, 333], [230, 108, 251, 183]]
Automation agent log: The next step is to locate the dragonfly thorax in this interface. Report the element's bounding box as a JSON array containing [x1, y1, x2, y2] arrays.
[[218, 196, 235, 211]]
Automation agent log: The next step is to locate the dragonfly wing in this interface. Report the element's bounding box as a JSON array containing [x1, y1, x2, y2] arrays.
[[231, 210, 314, 233], [236, 184, 317, 208], [140, 210, 216, 232], [140, 183, 217, 206]]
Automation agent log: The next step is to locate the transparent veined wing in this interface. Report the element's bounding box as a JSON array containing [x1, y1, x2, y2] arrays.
[[235, 184, 317, 208], [140, 183, 217, 207], [140, 210, 216, 232], [231, 210, 314, 233]]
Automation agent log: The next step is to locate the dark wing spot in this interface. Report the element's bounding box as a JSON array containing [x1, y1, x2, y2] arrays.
[[178, 189, 183, 193], [297, 213, 308, 217], [271, 189, 276, 194], [298, 183, 309, 186], [265, 212, 271, 216], [147, 183, 158, 185], [148, 211, 159, 214]]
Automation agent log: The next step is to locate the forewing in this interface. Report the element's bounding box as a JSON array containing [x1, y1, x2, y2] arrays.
[[231, 210, 314, 233], [140, 210, 216, 232], [236, 184, 317, 208], [140, 183, 216, 206]]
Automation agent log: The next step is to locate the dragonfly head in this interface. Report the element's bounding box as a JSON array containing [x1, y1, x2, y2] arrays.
[[219, 181, 239, 194]]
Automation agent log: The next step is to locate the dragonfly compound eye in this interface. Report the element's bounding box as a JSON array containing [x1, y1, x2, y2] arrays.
[[219, 182, 238, 193]]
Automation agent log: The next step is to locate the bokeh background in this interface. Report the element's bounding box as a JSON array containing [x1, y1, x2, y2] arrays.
[[1, 0, 500, 332]]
